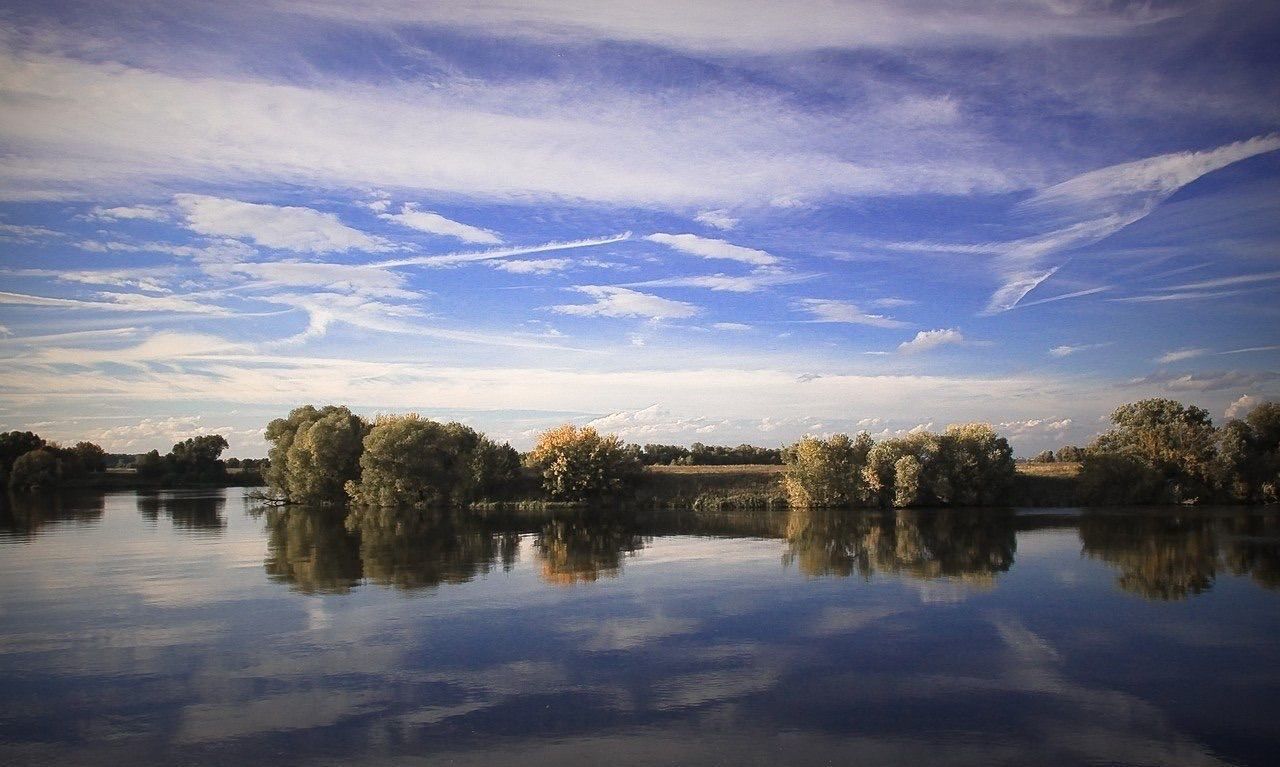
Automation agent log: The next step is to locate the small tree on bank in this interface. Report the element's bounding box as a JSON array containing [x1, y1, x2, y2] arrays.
[[8, 448, 62, 491], [526, 425, 641, 502], [781, 433, 873, 508]]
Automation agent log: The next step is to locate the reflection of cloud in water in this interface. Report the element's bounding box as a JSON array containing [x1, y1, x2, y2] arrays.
[[564, 614, 699, 652]]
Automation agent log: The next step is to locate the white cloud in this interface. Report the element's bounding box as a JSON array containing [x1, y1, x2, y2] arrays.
[[869, 297, 915, 308], [711, 322, 752, 331], [627, 269, 811, 293], [1155, 348, 1208, 364], [551, 286, 699, 320], [493, 258, 572, 274], [645, 233, 779, 266], [694, 210, 738, 230], [0, 289, 232, 315], [288, 0, 1178, 54], [1049, 342, 1110, 358], [0, 222, 62, 239], [0, 50, 1025, 207], [380, 203, 502, 244], [374, 233, 629, 268], [174, 194, 393, 253], [794, 298, 909, 329], [1155, 269, 1280, 292], [1225, 395, 1259, 420], [898, 328, 964, 354], [974, 134, 1280, 313], [90, 204, 168, 222]]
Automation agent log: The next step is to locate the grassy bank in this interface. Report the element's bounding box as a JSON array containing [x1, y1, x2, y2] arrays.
[[633, 464, 788, 510], [633, 462, 1083, 510]]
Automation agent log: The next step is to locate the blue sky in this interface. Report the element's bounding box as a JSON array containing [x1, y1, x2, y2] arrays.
[[1, 0, 1278, 456]]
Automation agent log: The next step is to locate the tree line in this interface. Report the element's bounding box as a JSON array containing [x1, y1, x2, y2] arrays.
[[0, 431, 241, 491]]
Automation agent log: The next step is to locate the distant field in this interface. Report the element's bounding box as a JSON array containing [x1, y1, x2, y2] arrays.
[[1016, 461, 1082, 479], [645, 464, 784, 475]]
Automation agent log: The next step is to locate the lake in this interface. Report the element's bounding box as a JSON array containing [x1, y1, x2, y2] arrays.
[[1, 488, 1278, 766]]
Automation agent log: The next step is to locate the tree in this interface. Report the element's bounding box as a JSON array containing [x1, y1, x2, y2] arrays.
[[66, 442, 107, 474], [8, 448, 61, 491], [526, 425, 641, 501], [1030, 450, 1056, 463], [0, 431, 46, 485], [1215, 401, 1280, 503], [940, 423, 1016, 506], [265, 405, 367, 504], [168, 434, 230, 482], [345, 415, 511, 508], [1054, 445, 1086, 462], [1085, 398, 1218, 503], [781, 433, 873, 508]]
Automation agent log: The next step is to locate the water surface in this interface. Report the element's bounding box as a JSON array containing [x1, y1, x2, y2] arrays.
[[1, 489, 1278, 766]]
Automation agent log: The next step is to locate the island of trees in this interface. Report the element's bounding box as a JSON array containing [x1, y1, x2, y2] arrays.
[[4, 397, 1278, 509]]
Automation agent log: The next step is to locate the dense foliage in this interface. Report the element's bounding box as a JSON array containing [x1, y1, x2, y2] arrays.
[[785, 424, 1015, 508], [781, 433, 873, 508], [636, 442, 783, 466], [1077, 397, 1280, 505], [345, 415, 519, 508], [526, 425, 642, 501], [265, 405, 368, 504]]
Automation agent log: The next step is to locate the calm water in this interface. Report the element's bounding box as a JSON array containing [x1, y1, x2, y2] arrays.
[[1, 490, 1278, 766]]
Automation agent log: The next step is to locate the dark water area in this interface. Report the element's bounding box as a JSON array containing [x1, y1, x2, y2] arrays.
[[1, 489, 1278, 766]]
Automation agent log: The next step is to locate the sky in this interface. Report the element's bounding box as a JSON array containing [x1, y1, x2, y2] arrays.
[[0, 0, 1278, 457]]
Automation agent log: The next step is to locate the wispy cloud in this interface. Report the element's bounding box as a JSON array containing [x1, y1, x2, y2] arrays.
[[794, 299, 909, 329], [174, 195, 393, 253], [626, 269, 812, 293], [978, 134, 1280, 313], [694, 210, 738, 230], [1154, 269, 1280, 292], [1048, 342, 1111, 358], [374, 233, 630, 268], [89, 204, 168, 222], [379, 203, 502, 245], [645, 233, 780, 266], [551, 286, 699, 320], [1155, 348, 1208, 364]]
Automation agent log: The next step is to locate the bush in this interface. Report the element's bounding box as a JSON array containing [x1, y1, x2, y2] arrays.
[[346, 415, 516, 508], [8, 448, 61, 491], [526, 425, 641, 501], [781, 433, 873, 508], [0, 431, 46, 485]]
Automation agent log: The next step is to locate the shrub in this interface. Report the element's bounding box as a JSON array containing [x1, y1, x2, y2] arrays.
[[782, 433, 873, 508], [526, 425, 641, 501]]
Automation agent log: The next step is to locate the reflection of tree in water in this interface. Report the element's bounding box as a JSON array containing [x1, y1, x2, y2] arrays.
[[1220, 513, 1280, 590], [1082, 511, 1280, 599], [0, 492, 106, 539], [136, 492, 227, 532], [783, 507, 1016, 585], [345, 506, 520, 590], [263, 506, 362, 594], [534, 514, 647, 586], [1081, 514, 1219, 600]]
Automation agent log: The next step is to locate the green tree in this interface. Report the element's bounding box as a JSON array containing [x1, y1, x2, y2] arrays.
[[168, 434, 230, 482], [346, 415, 508, 508], [940, 423, 1016, 506], [265, 405, 367, 504], [781, 433, 873, 508], [8, 448, 61, 491], [526, 425, 641, 501], [1085, 398, 1218, 503]]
